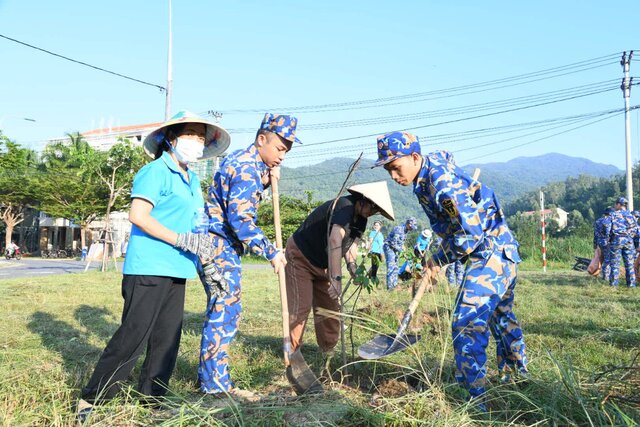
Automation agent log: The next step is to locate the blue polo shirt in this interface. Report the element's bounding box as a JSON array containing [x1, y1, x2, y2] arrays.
[[123, 152, 204, 278], [368, 230, 384, 254]]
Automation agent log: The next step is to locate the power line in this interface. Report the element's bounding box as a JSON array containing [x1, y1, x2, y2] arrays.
[[282, 107, 635, 179], [214, 53, 621, 114], [285, 108, 617, 160], [292, 85, 621, 149], [458, 108, 637, 164], [288, 109, 619, 162], [0, 33, 166, 91], [226, 80, 619, 134]]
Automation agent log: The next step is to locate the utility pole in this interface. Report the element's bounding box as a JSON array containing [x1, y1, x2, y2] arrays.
[[164, 0, 173, 120], [621, 51, 634, 210], [540, 190, 547, 273]]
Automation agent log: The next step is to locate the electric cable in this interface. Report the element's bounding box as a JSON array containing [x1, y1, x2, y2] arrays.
[[0, 33, 166, 91], [213, 53, 620, 114]]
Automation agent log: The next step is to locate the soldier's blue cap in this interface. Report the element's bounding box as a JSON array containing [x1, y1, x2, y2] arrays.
[[260, 113, 301, 144], [604, 207, 614, 215], [616, 197, 628, 205], [632, 210, 640, 218], [405, 216, 418, 231], [374, 131, 421, 167]]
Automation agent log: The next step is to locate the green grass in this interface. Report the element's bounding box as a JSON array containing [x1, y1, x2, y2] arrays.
[[1, 262, 639, 425]]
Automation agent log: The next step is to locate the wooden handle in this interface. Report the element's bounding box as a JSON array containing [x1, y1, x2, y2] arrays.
[[394, 273, 433, 339], [271, 175, 291, 366]]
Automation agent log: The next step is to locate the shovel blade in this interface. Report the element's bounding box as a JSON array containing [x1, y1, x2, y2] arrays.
[[358, 333, 421, 360], [286, 349, 324, 395]]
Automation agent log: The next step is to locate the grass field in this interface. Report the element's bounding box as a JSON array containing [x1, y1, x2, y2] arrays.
[[1, 261, 638, 426]]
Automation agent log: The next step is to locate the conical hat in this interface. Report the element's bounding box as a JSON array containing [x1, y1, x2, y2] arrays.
[[347, 181, 395, 221], [143, 110, 231, 160]]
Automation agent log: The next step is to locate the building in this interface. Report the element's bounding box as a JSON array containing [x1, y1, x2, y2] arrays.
[[36, 120, 225, 255], [522, 207, 569, 230]]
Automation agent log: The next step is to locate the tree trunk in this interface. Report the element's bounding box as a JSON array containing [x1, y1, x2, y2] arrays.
[[2, 204, 24, 249], [101, 197, 115, 272], [4, 223, 15, 250]]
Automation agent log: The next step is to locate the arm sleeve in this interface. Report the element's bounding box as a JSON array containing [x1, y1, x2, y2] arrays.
[[603, 219, 612, 246], [130, 164, 162, 206], [226, 164, 278, 261], [429, 166, 485, 266], [387, 226, 405, 252]]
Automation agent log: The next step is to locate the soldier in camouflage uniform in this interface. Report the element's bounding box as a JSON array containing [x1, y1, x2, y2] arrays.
[[383, 217, 418, 290], [200, 113, 299, 394], [593, 207, 613, 281], [605, 197, 639, 288], [375, 131, 528, 407], [632, 210, 640, 267]]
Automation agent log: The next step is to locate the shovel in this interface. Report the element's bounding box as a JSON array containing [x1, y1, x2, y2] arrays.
[[271, 175, 324, 394], [358, 273, 433, 360]]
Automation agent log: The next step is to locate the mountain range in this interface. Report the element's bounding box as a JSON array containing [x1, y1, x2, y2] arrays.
[[279, 153, 621, 223]]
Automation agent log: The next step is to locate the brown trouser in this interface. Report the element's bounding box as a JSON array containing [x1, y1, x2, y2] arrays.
[[285, 236, 340, 353]]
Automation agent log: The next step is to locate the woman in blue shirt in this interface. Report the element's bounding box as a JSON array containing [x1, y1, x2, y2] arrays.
[[78, 111, 230, 420], [367, 220, 385, 280]]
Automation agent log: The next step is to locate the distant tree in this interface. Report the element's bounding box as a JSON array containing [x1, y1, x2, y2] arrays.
[[0, 132, 38, 249], [85, 137, 146, 269], [38, 133, 108, 249], [257, 190, 321, 246]]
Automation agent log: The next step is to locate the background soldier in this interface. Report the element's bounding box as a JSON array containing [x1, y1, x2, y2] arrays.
[[606, 197, 639, 288], [382, 217, 418, 290]]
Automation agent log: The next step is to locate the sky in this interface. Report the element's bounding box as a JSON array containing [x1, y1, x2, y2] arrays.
[[1, 1, 639, 169]]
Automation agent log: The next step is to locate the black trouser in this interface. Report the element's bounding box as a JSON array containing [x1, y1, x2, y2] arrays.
[[369, 252, 382, 279], [81, 275, 186, 403]]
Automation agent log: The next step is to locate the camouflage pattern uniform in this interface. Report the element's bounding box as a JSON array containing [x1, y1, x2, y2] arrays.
[[594, 209, 613, 281], [200, 114, 300, 393], [605, 208, 639, 288], [446, 260, 465, 286], [632, 211, 640, 266], [383, 218, 417, 290], [376, 131, 528, 400]]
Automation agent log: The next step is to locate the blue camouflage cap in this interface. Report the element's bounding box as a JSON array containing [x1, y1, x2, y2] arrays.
[[374, 131, 421, 167], [405, 216, 418, 231], [260, 113, 302, 144], [616, 197, 628, 205], [604, 207, 614, 215], [632, 210, 640, 219]]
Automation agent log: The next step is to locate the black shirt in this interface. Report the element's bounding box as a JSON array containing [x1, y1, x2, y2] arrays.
[[292, 195, 367, 269]]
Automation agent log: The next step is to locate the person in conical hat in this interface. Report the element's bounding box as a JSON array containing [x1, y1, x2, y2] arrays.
[[283, 181, 394, 375], [78, 110, 228, 421]]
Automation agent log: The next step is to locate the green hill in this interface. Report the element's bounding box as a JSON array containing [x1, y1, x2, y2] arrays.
[[278, 153, 621, 226]]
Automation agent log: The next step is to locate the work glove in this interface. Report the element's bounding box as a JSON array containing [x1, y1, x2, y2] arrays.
[[175, 232, 216, 263], [200, 262, 229, 300]]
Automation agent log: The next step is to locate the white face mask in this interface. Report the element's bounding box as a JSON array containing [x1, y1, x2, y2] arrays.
[[172, 137, 204, 164]]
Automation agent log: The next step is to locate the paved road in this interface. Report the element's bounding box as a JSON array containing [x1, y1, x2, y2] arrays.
[[0, 258, 269, 279], [0, 258, 122, 279]]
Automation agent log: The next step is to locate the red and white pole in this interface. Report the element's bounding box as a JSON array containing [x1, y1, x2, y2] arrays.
[[540, 191, 547, 272]]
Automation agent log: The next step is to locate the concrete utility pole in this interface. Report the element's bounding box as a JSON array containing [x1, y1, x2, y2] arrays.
[[621, 51, 634, 210], [540, 190, 547, 273], [164, 0, 173, 120]]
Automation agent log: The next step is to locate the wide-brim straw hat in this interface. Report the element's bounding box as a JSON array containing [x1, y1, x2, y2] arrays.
[[143, 110, 231, 160], [347, 181, 395, 221]]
